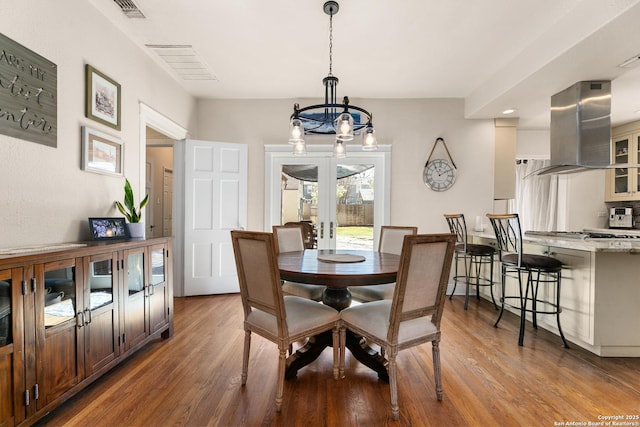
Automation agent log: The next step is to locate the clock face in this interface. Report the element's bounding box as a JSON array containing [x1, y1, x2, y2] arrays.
[[423, 159, 456, 191]]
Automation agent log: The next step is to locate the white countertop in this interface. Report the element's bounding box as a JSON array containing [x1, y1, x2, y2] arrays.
[[472, 230, 640, 253]]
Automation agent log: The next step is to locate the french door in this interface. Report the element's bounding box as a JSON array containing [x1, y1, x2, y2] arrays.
[[265, 145, 390, 249]]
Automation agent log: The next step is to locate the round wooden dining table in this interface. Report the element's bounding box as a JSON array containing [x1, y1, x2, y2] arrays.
[[278, 249, 401, 382]]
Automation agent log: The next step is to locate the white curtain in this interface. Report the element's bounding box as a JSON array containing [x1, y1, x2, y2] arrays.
[[510, 159, 558, 232]]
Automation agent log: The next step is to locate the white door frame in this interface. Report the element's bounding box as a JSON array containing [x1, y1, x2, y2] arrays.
[[264, 144, 391, 249], [139, 103, 188, 294]]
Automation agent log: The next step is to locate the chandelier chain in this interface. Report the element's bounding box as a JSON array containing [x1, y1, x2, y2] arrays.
[[328, 11, 333, 76]]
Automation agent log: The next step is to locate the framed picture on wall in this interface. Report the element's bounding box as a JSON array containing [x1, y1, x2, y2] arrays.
[[85, 64, 121, 130], [81, 126, 123, 176]]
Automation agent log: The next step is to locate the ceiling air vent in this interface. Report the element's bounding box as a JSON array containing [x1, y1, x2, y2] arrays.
[[146, 45, 217, 81], [113, 0, 145, 18]]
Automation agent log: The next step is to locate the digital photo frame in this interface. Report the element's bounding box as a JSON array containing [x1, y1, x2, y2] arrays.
[[88, 217, 130, 240]]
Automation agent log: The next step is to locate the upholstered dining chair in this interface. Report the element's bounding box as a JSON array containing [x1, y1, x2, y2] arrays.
[[486, 213, 569, 348], [444, 214, 497, 310], [230, 230, 340, 412], [339, 233, 456, 420], [349, 226, 418, 302], [273, 225, 325, 301]]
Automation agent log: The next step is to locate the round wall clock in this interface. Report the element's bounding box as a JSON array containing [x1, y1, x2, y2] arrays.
[[423, 137, 457, 192], [423, 158, 456, 191]]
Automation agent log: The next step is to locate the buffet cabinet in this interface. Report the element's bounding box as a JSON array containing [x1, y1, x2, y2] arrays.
[[0, 238, 173, 427]]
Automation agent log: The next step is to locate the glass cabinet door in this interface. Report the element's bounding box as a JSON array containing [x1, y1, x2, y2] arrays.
[[613, 136, 630, 194], [123, 248, 148, 350], [37, 259, 81, 410], [0, 270, 11, 348], [85, 254, 119, 374]]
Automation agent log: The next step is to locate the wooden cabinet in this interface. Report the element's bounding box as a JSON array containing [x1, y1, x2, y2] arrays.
[[0, 238, 173, 427], [0, 268, 25, 427], [605, 123, 640, 201]]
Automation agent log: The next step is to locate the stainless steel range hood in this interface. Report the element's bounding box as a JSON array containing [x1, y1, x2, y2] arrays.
[[536, 81, 612, 175]]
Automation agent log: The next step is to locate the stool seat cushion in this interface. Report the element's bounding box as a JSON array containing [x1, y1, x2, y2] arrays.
[[456, 243, 495, 256], [502, 253, 562, 270]]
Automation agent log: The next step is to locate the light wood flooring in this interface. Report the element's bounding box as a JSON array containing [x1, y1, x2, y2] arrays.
[[36, 294, 640, 426]]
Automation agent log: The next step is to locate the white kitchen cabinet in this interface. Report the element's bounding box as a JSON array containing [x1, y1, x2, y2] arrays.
[[537, 247, 593, 345], [472, 236, 594, 347], [605, 122, 640, 201]]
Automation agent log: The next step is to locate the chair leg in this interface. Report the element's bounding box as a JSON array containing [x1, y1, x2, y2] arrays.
[[463, 254, 471, 310], [532, 271, 540, 329], [432, 339, 443, 401], [388, 351, 399, 421], [275, 347, 287, 412], [242, 329, 251, 385], [494, 266, 507, 327], [518, 272, 530, 347], [338, 325, 346, 379], [555, 273, 570, 349], [449, 252, 459, 300], [488, 254, 498, 310], [332, 326, 340, 380]]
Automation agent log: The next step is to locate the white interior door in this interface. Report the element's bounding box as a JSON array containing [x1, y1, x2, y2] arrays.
[[178, 139, 247, 296]]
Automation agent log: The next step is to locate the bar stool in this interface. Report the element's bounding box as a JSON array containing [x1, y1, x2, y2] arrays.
[[444, 214, 497, 310], [486, 213, 569, 348]]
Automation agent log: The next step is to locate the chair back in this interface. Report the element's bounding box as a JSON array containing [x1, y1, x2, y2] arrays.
[[486, 213, 523, 266], [231, 230, 288, 334], [388, 234, 456, 343], [444, 214, 468, 248], [379, 226, 418, 255], [284, 221, 316, 248], [273, 225, 305, 253]]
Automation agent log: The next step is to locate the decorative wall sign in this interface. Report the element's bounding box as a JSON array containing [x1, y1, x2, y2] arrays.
[[81, 126, 123, 176], [85, 65, 121, 130], [0, 33, 57, 147]]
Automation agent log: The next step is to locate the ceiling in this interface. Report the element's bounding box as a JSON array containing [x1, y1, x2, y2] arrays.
[[89, 0, 640, 129]]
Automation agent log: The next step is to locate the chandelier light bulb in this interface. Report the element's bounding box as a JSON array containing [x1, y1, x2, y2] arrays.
[[362, 126, 377, 151], [288, 118, 304, 144], [334, 140, 346, 158], [336, 112, 354, 141]]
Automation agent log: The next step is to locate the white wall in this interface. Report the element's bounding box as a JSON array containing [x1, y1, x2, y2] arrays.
[[196, 98, 495, 233], [0, 1, 197, 248]]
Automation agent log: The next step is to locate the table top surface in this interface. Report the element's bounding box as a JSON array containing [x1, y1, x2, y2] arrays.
[[278, 249, 400, 287]]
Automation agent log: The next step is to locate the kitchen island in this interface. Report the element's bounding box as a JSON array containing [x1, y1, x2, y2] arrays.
[[473, 231, 640, 356]]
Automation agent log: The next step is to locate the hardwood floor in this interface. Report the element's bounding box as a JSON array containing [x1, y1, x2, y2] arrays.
[[36, 294, 640, 426]]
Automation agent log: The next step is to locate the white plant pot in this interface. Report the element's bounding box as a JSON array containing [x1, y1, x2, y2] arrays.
[[127, 222, 145, 239]]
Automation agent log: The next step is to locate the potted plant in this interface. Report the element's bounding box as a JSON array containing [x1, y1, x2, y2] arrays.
[[115, 178, 149, 238]]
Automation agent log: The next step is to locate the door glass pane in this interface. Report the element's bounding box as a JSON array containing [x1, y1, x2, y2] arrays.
[[280, 165, 318, 247], [0, 273, 11, 346], [128, 253, 145, 295], [150, 248, 165, 286], [336, 163, 374, 249], [88, 259, 113, 310], [44, 266, 76, 328], [614, 137, 629, 194]]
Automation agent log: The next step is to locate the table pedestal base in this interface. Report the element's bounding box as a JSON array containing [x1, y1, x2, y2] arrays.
[[285, 330, 389, 382], [284, 284, 390, 382]]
